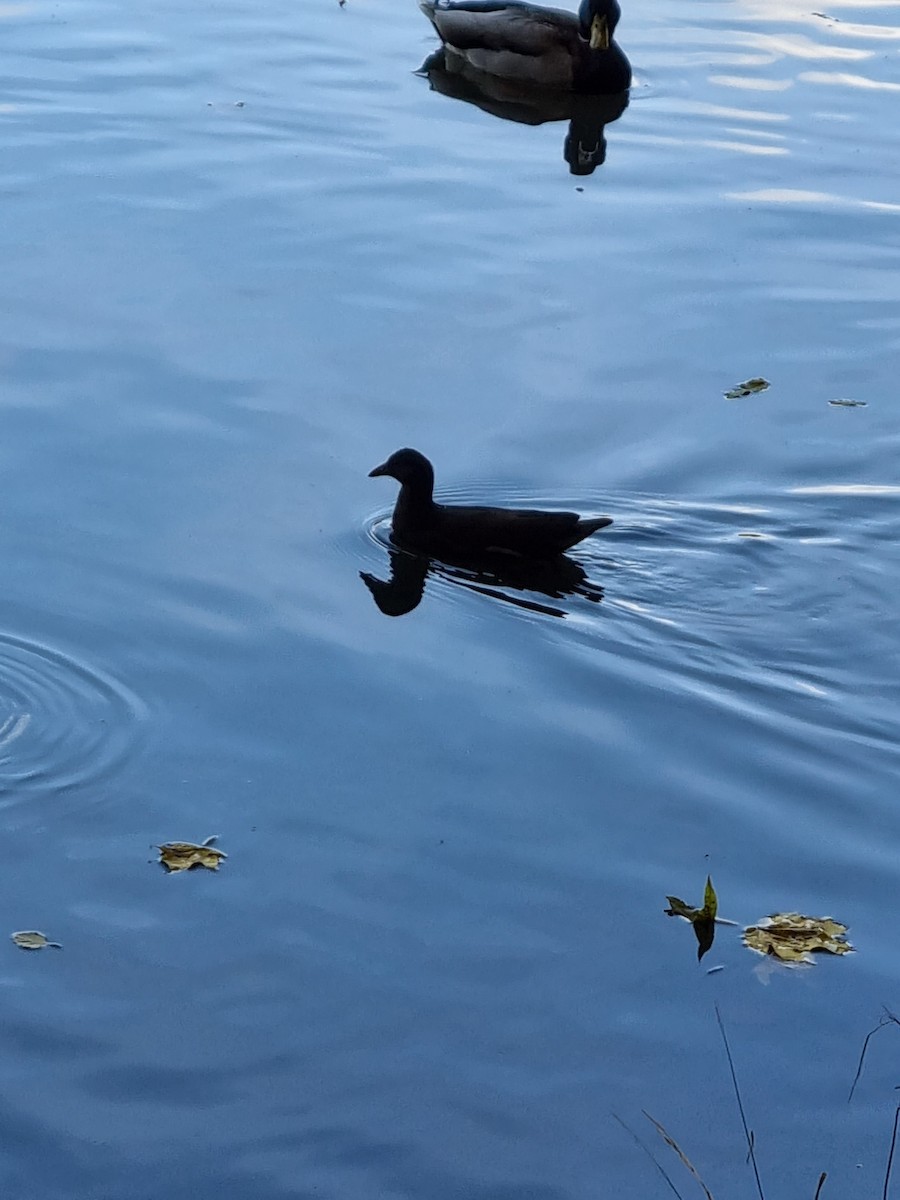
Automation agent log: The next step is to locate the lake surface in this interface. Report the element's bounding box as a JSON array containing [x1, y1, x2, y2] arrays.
[[0, 0, 898, 1194]]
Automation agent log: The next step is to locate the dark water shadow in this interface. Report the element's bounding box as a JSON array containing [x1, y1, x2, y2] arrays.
[[360, 543, 604, 618], [417, 49, 629, 176]]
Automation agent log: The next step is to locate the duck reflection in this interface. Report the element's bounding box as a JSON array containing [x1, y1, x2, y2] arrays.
[[418, 49, 629, 175], [360, 544, 604, 618]]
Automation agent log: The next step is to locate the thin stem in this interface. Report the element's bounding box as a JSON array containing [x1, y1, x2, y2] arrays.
[[612, 1112, 685, 1200], [883, 1103, 900, 1200], [715, 1003, 765, 1200]]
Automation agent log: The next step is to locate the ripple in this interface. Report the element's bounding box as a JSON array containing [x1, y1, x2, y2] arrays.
[[727, 186, 900, 213], [0, 631, 145, 803], [361, 486, 899, 752], [791, 482, 900, 495]]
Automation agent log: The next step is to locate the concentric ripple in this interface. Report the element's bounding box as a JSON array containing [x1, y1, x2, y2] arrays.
[[0, 631, 145, 804]]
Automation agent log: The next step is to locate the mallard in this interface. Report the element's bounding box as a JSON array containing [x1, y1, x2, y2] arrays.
[[419, 0, 631, 94], [369, 448, 613, 559]]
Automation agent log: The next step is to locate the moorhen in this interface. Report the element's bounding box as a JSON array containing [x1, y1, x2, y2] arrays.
[[369, 448, 612, 559]]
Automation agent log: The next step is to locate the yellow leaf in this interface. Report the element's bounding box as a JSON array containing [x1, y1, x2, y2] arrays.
[[703, 876, 718, 921], [665, 877, 719, 962], [11, 930, 62, 950], [665, 876, 718, 922], [742, 913, 853, 964], [665, 896, 701, 921], [724, 377, 770, 399], [157, 838, 228, 873]]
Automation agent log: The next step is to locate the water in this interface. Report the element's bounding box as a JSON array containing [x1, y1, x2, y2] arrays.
[[0, 0, 898, 1194]]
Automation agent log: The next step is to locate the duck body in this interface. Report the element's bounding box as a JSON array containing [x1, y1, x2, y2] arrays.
[[369, 448, 612, 559], [420, 0, 630, 94]]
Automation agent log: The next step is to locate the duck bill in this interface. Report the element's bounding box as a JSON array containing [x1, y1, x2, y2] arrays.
[[369, 461, 388, 477], [589, 13, 610, 50]]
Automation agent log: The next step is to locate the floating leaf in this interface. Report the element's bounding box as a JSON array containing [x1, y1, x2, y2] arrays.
[[665, 876, 717, 922], [11, 930, 62, 951], [828, 398, 867, 407], [724, 377, 769, 400], [703, 875, 718, 921], [665, 876, 718, 960], [157, 836, 227, 873], [743, 912, 853, 964], [665, 895, 702, 922]]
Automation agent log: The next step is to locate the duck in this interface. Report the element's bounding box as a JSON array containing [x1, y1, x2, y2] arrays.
[[369, 448, 613, 559], [419, 0, 631, 95]]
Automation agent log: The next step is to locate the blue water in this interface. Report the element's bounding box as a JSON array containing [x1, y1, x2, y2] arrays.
[[0, 0, 898, 1195]]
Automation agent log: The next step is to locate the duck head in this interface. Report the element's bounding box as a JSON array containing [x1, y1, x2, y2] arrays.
[[578, 0, 622, 50], [369, 448, 435, 496]]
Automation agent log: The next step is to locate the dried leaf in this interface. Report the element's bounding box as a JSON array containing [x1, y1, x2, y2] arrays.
[[665, 876, 719, 961], [665, 877, 717, 922], [724, 377, 770, 399], [665, 895, 701, 921], [11, 930, 62, 951], [157, 837, 228, 873], [703, 875, 718, 921], [742, 912, 853, 964]]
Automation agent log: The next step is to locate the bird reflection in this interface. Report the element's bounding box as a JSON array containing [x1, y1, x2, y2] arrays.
[[417, 49, 629, 176], [360, 544, 604, 618]]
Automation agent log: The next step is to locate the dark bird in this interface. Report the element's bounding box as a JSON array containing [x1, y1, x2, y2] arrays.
[[369, 448, 612, 559], [419, 0, 631, 95]]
